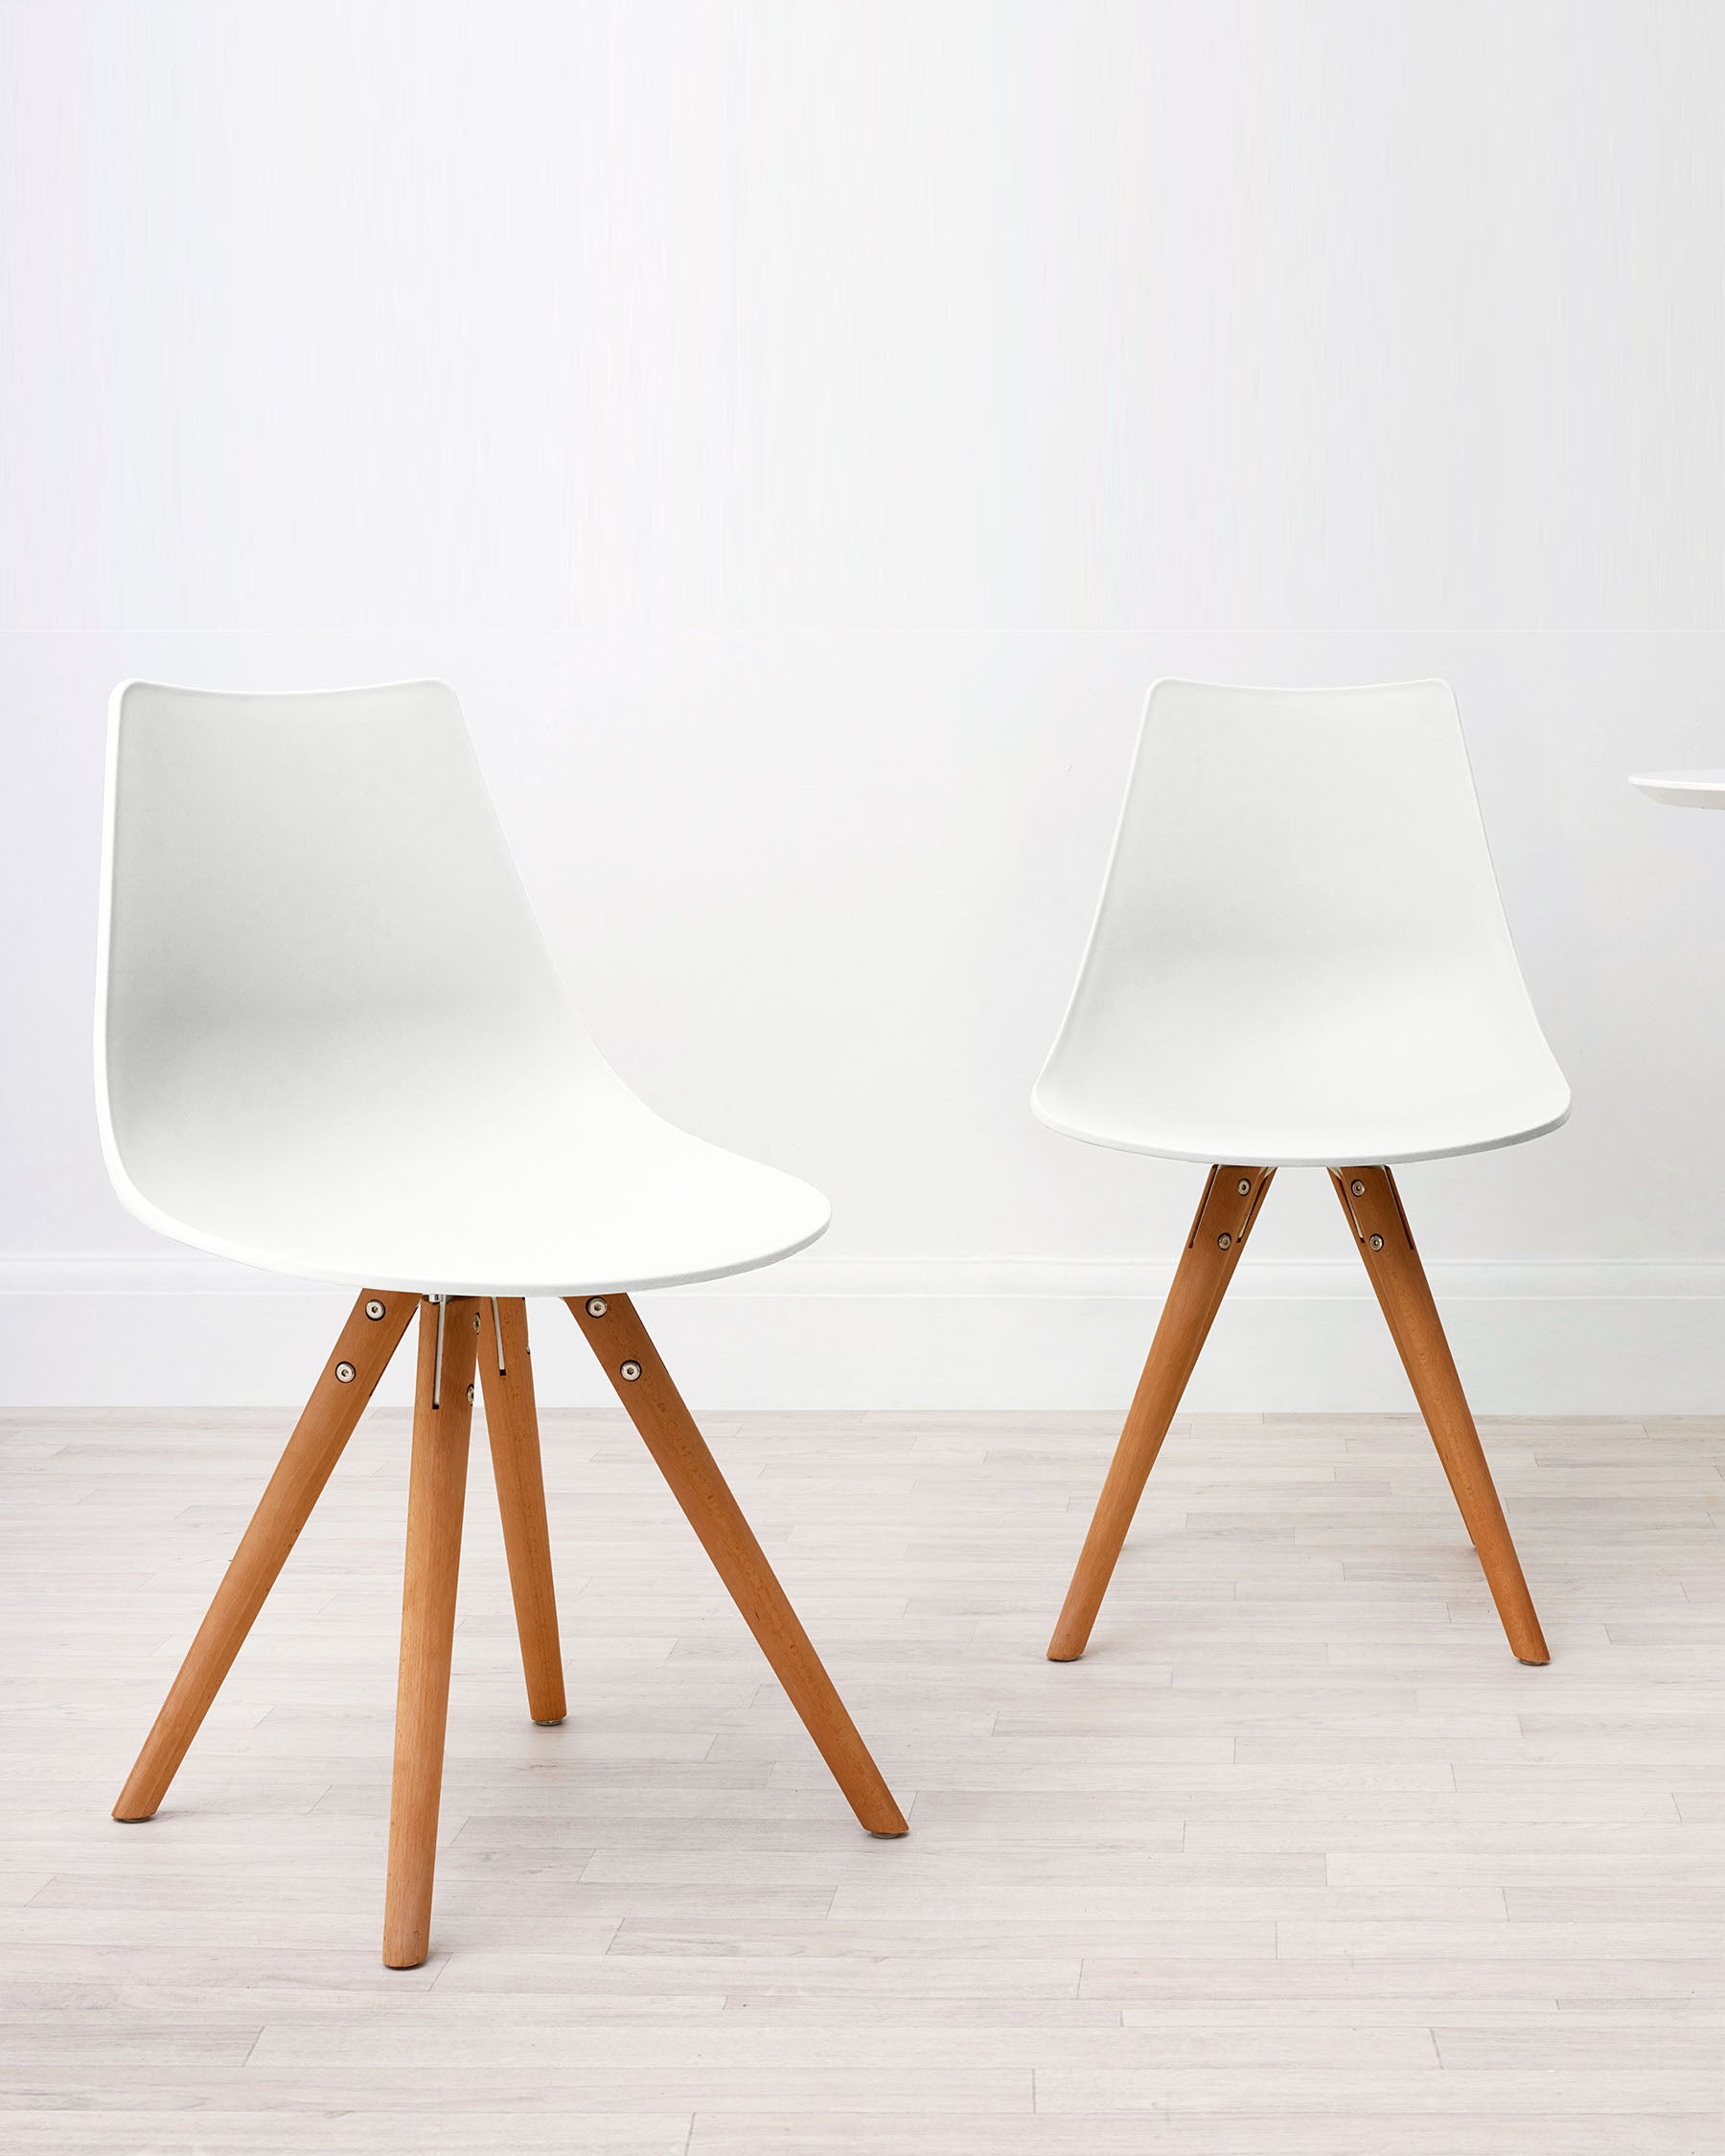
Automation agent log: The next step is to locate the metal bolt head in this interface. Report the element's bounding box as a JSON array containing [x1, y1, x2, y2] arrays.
[[1216, 1232, 1232, 1250], [466, 1383, 475, 1405], [364, 1299, 385, 1321], [1368, 1233, 1385, 1250], [620, 1360, 642, 1382], [1236, 1179, 1252, 1195], [334, 1362, 356, 1384], [1351, 1180, 1366, 1197], [586, 1297, 608, 1318], [472, 1313, 481, 1332]]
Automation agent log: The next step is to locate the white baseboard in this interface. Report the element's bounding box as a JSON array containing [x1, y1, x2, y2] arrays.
[[2, 1255, 1722, 1412]]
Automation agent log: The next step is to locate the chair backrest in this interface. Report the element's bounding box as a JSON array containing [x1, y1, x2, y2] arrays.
[[98, 679, 607, 1200], [1033, 678, 1569, 1163]]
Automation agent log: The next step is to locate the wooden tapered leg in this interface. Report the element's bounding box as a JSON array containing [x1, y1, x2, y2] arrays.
[[1049, 1166, 1275, 1662], [383, 1296, 480, 1968], [477, 1296, 566, 1726], [1330, 1179, 1474, 1545], [566, 1294, 908, 1838], [114, 1290, 416, 1823], [1332, 1167, 1549, 1665]]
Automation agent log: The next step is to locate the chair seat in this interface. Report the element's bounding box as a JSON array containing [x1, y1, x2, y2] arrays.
[[106, 1054, 830, 1295], [1033, 968, 1571, 1167], [97, 683, 838, 1299], [1030, 679, 1572, 1170]]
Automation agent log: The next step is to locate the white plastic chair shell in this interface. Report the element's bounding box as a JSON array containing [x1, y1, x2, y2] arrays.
[[97, 680, 830, 1295], [1033, 679, 1570, 1167]]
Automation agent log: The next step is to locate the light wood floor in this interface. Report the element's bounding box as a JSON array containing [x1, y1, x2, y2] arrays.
[[2, 1397, 1722, 2151]]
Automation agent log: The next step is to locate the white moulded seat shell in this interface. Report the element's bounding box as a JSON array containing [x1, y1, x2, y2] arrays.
[[1628, 769, 1725, 809], [1033, 679, 1570, 1168], [97, 680, 831, 1295]]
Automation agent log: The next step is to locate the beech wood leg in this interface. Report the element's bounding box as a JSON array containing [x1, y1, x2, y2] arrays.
[[382, 1296, 481, 1968], [566, 1293, 908, 1838], [1049, 1166, 1275, 1662], [1334, 1184, 1474, 1545], [113, 1290, 416, 1822], [1332, 1167, 1550, 1665], [477, 1296, 566, 1726]]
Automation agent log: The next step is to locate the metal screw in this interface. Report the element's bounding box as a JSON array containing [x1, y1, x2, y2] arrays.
[[1216, 1232, 1232, 1250], [1369, 1233, 1384, 1250], [472, 1313, 481, 1332], [620, 1360, 642, 1382], [1236, 1179, 1251, 1195], [334, 1362, 356, 1384], [364, 1299, 385, 1321], [1351, 1180, 1366, 1197], [586, 1297, 608, 1318], [467, 1384, 475, 1404]]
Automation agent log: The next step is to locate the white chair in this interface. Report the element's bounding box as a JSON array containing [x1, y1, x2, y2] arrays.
[[1036, 679, 1568, 1667], [100, 679, 905, 1968]]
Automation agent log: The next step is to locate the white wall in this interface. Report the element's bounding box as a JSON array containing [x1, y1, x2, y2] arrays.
[[4, 4, 1725, 1408]]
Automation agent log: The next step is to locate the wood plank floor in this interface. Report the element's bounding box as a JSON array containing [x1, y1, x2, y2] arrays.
[[1, 1397, 1721, 2151]]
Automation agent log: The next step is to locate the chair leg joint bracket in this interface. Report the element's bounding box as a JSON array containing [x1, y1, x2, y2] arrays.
[[1188, 1164, 1275, 1252], [1331, 1165, 1414, 1252]]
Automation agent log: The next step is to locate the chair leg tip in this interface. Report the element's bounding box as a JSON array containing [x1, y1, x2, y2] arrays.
[[531, 1716, 566, 1727]]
